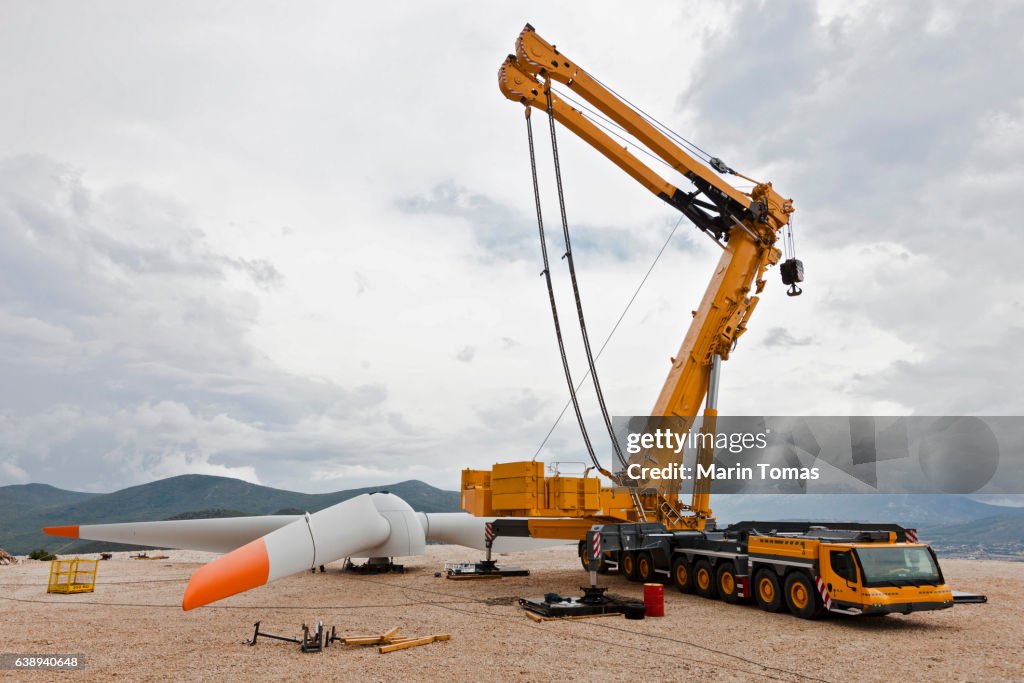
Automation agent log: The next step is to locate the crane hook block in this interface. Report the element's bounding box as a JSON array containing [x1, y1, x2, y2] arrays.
[[781, 258, 804, 297]]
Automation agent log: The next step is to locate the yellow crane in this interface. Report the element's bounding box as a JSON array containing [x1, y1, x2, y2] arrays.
[[461, 24, 802, 538], [463, 25, 991, 621]]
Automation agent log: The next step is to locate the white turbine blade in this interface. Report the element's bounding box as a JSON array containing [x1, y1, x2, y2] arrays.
[[420, 513, 569, 551], [44, 516, 300, 553], [181, 494, 389, 610]]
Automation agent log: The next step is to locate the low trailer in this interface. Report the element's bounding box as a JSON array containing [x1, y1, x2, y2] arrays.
[[571, 521, 986, 619]]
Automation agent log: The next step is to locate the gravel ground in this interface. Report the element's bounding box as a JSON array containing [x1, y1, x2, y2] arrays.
[[0, 546, 1018, 682]]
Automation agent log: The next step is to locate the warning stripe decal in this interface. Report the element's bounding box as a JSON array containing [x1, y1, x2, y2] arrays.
[[815, 576, 832, 610]]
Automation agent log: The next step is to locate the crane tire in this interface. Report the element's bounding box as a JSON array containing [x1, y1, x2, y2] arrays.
[[623, 552, 640, 581], [637, 551, 657, 583], [716, 563, 740, 604], [672, 556, 693, 593], [753, 569, 785, 612], [784, 571, 825, 619], [693, 559, 718, 599]]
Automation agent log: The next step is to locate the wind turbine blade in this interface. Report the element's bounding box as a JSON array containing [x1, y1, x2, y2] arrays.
[[44, 516, 301, 553], [420, 513, 569, 551], [182, 494, 389, 610]]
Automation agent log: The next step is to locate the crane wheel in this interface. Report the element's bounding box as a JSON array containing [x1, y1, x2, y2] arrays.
[[693, 559, 718, 599], [637, 551, 657, 583], [716, 563, 740, 604], [623, 552, 640, 581], [672, 557, 693, 593], [784, 571, 824, 619], [753, 570, 785, 612]]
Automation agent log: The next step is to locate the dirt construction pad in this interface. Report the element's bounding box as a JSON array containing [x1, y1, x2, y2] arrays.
[[0, 545, 1019, 682]]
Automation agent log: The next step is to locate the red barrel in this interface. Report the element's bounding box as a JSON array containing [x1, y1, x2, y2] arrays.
[[643, 583, 664, 617]]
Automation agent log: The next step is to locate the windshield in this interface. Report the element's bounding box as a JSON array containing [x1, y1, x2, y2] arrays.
[[854, 547, 943, 587]]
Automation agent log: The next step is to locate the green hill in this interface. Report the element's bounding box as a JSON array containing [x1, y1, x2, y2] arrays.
[[5, 477, 1022, 558], [0, 476, 460, 554], [712, 493, 1019, 526], [924, 514, 1024, 545], [0, 483, 98, 519]]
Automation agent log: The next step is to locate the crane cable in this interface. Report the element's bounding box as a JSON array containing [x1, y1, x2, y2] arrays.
[[544, 86, 629, 472], [524, 107, 607, 477], [532, 212, 684, 460], [585, 69, 716, 165]]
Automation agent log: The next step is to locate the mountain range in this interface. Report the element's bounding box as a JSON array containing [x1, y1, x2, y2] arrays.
[[1, 475, 1021, 558]]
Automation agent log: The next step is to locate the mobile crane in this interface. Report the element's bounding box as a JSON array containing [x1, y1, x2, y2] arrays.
[[461, 25, 985, 618]]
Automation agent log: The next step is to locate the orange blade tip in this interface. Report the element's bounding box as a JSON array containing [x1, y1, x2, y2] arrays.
[[43, 525, 79, 538], [181, 537, 270, 611]]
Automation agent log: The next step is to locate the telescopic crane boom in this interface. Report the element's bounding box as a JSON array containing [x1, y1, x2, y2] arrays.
[[462, 25, 803, 537]]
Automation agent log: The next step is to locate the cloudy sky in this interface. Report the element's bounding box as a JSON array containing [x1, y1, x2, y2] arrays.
[[1, 1, 1021, 493]]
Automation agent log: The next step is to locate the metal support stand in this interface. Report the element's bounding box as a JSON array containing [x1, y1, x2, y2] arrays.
[[444, 523, 529, 579], [245, 620, 342, 652], [342, 557, 405, 574], [300, 622, 325, 653], [518, 528, 644, 619], [245, 621, 302, 647]]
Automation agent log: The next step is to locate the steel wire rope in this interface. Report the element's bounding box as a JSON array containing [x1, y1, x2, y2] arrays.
[[532, 213, 684, 459], [544, 87, 628, 471], [524, 109, 604, 475], [584, 69, 717, 164]]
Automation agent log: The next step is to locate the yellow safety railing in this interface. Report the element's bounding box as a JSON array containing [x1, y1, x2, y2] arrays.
[[47, 558, 98, 594]]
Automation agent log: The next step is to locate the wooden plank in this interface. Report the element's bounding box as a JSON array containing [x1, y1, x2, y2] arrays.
[[341, 626, 402, 645], [378, 634, 450, 654], [343, 636, 410, 646], [342, 637, 385, 645], [547, 612, 622, 622], [522, 610, 623, 622]]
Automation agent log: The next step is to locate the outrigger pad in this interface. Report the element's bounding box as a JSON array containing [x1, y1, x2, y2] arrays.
[[445, 560, 530, 580], [952, 590, 988, 604], [519, 586, 645, 619]]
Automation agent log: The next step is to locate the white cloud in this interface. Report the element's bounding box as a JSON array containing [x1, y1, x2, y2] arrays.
[[0, 1, 1020, 494]]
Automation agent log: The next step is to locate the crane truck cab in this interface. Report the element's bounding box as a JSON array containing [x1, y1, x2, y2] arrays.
[[746, 528, 953, 617]]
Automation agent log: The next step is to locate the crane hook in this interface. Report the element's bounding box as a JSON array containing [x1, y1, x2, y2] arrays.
[[780, 257, 804, 297]]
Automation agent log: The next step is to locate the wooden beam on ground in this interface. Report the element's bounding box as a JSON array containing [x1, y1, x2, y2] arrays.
[[378, 634, 450, 654], [341, 626, 401, 645], [522, 611, 623, 622]]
